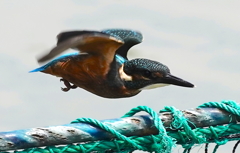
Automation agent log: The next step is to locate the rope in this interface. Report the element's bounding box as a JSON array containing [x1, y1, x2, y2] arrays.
[[1, 100, 240, 153]]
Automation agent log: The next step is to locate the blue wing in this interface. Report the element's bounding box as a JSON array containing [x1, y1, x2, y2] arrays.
[[56, 29, 143, 60], [102, 29, 143, 59], [30, 53, 126, 73], [30, 52, 79, 72], [31, 29, 141, 72]]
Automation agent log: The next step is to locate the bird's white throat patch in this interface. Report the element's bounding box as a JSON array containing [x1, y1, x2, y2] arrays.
[[119, 65, 132, 81], [141, 83, 170, 90]]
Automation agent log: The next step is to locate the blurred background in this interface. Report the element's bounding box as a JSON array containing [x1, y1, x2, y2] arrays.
[[0, 1, 240, 152]]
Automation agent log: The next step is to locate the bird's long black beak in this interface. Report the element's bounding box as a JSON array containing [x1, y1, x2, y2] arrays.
[[163, 74, 194, 88]]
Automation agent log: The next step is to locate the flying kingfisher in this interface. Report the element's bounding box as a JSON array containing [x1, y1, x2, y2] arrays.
[[30, 29, 194, 98]]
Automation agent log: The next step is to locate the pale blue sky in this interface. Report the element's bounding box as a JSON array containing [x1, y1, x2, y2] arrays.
[[0, 1, 240, 152]]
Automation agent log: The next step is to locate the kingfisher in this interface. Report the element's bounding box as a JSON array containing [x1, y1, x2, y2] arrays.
[[30, 29, 194, 98]]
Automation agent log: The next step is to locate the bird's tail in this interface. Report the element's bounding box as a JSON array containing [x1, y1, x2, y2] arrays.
[[29, 65, 47, 73]]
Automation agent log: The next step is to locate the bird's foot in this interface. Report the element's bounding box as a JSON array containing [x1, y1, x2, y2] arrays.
[[60, 78, 77, 92]]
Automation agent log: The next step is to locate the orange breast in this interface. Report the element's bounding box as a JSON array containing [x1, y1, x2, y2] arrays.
[[42, 55, 110, 94], [42, 55, 141, 98]]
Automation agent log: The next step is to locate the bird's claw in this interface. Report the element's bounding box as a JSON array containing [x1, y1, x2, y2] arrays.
[[60, 78, 77, 92]]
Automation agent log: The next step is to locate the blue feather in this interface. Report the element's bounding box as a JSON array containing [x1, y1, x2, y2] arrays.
[[30, 53, 127, 73], [115, 54, 127, 64], [29, 52, 79, 72]]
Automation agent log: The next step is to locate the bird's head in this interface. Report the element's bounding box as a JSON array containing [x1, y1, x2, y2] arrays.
[[120, 58, 194, 90]]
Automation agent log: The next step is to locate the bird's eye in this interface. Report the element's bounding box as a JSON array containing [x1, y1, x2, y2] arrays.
[[143, 70, 151, 77]]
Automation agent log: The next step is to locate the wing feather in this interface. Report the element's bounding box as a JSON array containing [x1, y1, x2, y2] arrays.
[[37, 32, 123, 63], [102, 29, 143, 59]]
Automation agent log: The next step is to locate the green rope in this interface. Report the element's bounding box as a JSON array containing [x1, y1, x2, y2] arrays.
[[2, 100, 240, 153], [121, 105, 175, 152], [160, 106, 205, 150], [72, 106, 175, 153], [198, 100, 240, 116], [71, 118, 144, 151], [3, 125, 240, 152]]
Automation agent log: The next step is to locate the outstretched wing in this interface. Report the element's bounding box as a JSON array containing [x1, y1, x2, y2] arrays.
[[102, 29, 143, 59], [37, 31, 124, 63], [56, 31, 98, 45]]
